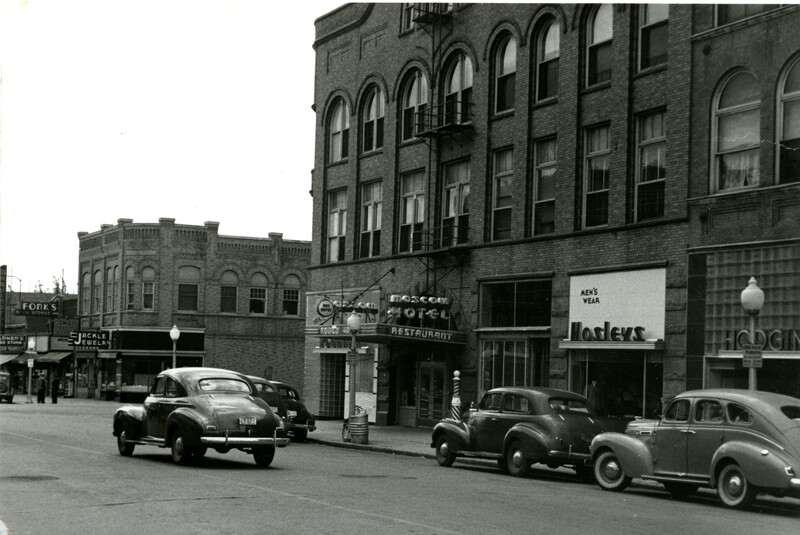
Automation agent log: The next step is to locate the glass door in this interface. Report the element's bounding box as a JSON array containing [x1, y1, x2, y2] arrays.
[[418, 361, 446, 426]]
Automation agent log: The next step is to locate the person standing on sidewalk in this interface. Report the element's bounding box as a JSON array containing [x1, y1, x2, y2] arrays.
[[37, 373, 47, 403], [51, 375, 60, 404]]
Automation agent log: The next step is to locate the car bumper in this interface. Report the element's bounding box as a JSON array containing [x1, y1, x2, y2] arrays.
[[287, 423, 316, 432], [201, 430, 290, 448]]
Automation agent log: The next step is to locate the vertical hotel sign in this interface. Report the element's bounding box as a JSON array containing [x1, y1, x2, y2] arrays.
[[567, 268, 665, 343]]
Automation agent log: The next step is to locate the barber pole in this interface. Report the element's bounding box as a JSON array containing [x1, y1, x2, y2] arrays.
[[450, 370, 461, 420]]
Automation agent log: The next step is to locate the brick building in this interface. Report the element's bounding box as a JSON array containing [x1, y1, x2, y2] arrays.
[[77, 218, 310, 398], [304, 4, 800, 427]]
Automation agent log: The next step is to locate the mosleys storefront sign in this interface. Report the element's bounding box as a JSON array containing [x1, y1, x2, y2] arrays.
[[562, 268, 665, 347]]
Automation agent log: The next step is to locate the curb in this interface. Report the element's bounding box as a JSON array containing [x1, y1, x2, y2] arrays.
[[306, 437, 435, 460]]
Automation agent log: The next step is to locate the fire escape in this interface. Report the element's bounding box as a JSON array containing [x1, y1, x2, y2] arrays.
[[409, 3, 472, 328]]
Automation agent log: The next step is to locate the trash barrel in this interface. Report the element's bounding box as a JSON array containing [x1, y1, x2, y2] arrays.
[[349, 412, 369, 444]]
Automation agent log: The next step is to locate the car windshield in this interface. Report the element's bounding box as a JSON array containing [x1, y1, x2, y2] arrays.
[[198, 378, 251, 393], [549, 398, 590, 413], [782, 405, 800, 421]]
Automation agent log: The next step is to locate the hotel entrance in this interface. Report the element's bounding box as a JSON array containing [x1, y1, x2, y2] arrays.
[[418, 359, 447, 426]]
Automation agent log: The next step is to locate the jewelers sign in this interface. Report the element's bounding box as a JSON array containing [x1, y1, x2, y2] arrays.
[[68, 331, 110, 348], [568, 268, 665, 342]]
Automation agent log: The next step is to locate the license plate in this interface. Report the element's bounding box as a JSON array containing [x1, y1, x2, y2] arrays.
[[287, 410, 297, 418], [238, 416, 256, 426]]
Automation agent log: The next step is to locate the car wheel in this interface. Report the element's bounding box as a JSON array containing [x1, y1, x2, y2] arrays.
[[663, 481, 699, 499], [291, 430, 308, 443], [717, 463, 757, 509], [171, 430, 191, 465], [117, 427, 135, 456], [505, 440, 529, 477], [253, 446, 275, 467], [435, 434, 457, 467], [594, 450, 630, 491], [575, 464, 595, 484]]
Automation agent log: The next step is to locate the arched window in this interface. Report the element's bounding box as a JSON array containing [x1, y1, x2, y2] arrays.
[[177, 266, 201, 311], [93, 270, 102, 313], [401, 70, 428, 141], [125, 266, 135, 310], [445, 52, 474, 124], [82, 272, 91, 314], [362, 86, 384, 153], [494, 36, 516, 113], [536, 21, 560, 101], [142, 267, 155, 310], [282, 274, 301, 316], [713, 71, 761, 192], [587, 4, 613, 86], [220, 270, 238, 313], [249, 272, 268, 314], [329, 99, 349, 163], [779, 56, 800, 184]]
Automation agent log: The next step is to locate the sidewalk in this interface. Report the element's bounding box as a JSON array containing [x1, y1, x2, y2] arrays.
[[306, 419, 436, 459]]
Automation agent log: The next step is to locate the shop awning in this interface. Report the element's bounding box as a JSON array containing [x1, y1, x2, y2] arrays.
[[305, 322, 466, 345], [0, 354, 20, 366], [35, 351, 73, 363]]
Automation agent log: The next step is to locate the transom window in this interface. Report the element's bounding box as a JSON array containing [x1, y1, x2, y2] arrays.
[[402, 71, 428, 141], [399, 171, 425, 253], [779, 56, 800, 184], [713, 71, 761, 192], [636, 111, 667, 220], [584, 125, 611, 227], [445, 52, 473, 125], [359, 181, 382, 258], [536, 21, 559, 101], [327, 189, 347, 263], [441, 160, 470, 247], [480, 279, 552, 328], [639, 4, 668, 70], [362, 86, 384, 154], [494, 36, 516, 113], [533, 138, 556, 235], [329, 99, 349, 163], [587, 4, 613, 86], [492, 148, 514, 241]]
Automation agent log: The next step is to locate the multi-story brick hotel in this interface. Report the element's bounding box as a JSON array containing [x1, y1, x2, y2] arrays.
[[303, 4, 800, 427]]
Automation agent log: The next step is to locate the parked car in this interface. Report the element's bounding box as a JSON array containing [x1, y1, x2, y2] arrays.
[[0, 372, 15, 403], [590, 389, 800, 509], [431, 386, 604, 481], [247, 376, 316, 443], [112, 367, 289, 466]]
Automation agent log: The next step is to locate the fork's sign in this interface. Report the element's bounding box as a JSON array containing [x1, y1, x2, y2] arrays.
[[16, 301, 59, 316]]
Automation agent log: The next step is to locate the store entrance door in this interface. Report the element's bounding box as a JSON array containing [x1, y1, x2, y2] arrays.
[[418, 361, 447, 427]]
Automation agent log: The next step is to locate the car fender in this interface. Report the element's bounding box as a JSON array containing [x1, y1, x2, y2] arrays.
[[711, 441, 795, 488], [431, 419, 470, 452], [113, 406, 145, 438], [504, 424, 549, 461], [591, 432, 654, 478], [165, 408, 206, 446]]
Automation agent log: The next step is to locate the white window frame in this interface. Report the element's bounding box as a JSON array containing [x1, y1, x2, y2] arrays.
[[402, 71, 428, 141], [583, 125, 611, 228], [533, 138, 557, 236], [359, 181, 382, 258], [399, 171, 425, 253], [636, 111, 667, 221], [638, 4, 668, 71], [587, 4, 613, 87], [442, 159, 470, 247], [492, 148, 514, 241], [327, 189, 347, 263], [536, 20, 559, 102], [778, 55, 800, 185], [362, 86, 384, 154], [494, 36, 516, 113], [329, 100, 349, 163], [445, 52, 474, 125]]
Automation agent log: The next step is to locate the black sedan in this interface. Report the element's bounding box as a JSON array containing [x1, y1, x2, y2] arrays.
[[431, 386, 604, 481], [247, 376, 316, 442], [113, 367, 289, 466]]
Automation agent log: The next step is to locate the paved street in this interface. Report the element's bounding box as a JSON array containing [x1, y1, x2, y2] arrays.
[[1, 399, 799, 535]]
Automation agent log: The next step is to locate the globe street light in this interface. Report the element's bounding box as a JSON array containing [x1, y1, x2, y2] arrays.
[[740, 277, 764, 391], [169, 325, 181, 369], [345, 311, 361, 441], [26, 338, 36, 404]]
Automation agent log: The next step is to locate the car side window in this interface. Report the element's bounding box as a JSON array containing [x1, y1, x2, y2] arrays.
[[695, 400, 724, 423], [151, 377, 165, 397], [165, 378, 179, 398], [663, 399, 690, 422], [263, 384, 276, 393], [480, 393, 503, 412], [727, 403, 752, 424], [502, 395, 530, 414]]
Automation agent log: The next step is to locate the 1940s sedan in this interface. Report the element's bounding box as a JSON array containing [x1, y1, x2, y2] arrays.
[[247, 376, 316, 443], [113, 367, 289, 466], [590, 389, 800, 508], [431, 387, 604, 480]]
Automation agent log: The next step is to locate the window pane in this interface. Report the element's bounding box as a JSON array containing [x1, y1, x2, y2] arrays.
[[640, 144, 666, 182], [643, 4, 668, 24], [637, 181, 665, 220], [220, 286, 237, 313], [783, 98, 800, 140], [785, 61, 800, 94], [592, 4, 613, 43], [641, 21, 667, 69], [178, 284, 198, 311], [719, 149, 760, 190], [589, 42, 612, 84], [538, 167, 556, 199], [718, 109, 760, 152], [719, 72, 759, 109]]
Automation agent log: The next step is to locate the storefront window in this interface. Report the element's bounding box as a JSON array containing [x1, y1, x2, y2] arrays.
[[481, 339, 548, 391]]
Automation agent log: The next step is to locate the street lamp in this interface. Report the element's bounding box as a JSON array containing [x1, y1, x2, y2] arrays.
[[740, 277, 764, 391], [169, 325, 180, 369], [7, 274, 22, 306], [26, 338, 36, 404], [345, 311, 361, 441]]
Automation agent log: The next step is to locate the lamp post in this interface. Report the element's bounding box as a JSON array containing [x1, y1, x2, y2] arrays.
[[740, 277, 764, 391], [345, 311, 361, 440], [169, 325, 180, 369], [26, 338, 35, 404]]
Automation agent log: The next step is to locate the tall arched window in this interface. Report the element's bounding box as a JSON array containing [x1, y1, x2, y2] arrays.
[[125, 266, 135, 310], [536, 21, 560, 101], [779, 56, 800, 184], [329, 99, 349, 163], [82, 272, 91, 314], [714, 71, 761, 192], [178, 266, 201, 311], [445, 52, 474, 124], [249, 272, 268, 314], [220, 270, 238, 313], [587, 4, 613, 86], [494, 36, 516, 113], [282, 274, 302, 316], [401, 70, 428, 141], [362, 86, 384, 153], [93, 270, 102, 313], [142, 266, 155, 310]]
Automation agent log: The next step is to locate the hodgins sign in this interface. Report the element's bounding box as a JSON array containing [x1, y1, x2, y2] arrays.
[[568, 268, 665, 343]]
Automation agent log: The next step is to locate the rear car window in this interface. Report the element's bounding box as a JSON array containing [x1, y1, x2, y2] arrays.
[[549, 398, 590, 413], [198, 378, 251, 393], [278, 386, 299, 399], [503, 395, 531, 414], [782, 405, 800, 421], [727, 403, 752, 424]]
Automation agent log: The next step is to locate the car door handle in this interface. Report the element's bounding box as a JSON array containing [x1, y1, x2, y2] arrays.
[[681, 430, 696, 435]]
